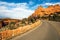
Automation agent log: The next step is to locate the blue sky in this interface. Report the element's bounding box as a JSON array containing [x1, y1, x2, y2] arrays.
[[0, 0, 60, 19]]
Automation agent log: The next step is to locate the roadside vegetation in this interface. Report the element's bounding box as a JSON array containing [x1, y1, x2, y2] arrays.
[[34, 12, 60, 22], [0, 16, 37, 32]]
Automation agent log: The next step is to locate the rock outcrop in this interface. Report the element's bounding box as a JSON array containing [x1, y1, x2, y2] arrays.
[[31, 4, 60, 17]]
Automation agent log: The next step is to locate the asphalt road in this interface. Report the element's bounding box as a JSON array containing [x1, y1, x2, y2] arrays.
[[10, 20, 60, 40]]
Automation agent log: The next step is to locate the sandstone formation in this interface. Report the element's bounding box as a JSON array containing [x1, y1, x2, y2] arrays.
[[32, 4, 60, 17]]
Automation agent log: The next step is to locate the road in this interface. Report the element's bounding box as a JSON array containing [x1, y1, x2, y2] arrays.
[[10, 20, 60, 40]]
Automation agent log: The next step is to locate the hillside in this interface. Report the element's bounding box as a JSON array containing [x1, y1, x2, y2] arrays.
[[31, 4, 60, 17], [28, 4, 60, 21]]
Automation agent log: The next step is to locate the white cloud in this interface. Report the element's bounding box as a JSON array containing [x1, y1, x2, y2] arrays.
[[0, 1, 34, 19], [32, 2, 60, 9], [44, 2, 60, 6], [41, 2, 60, 7]]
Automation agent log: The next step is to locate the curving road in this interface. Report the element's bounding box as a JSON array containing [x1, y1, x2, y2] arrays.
[[10, 20, 60, 40]]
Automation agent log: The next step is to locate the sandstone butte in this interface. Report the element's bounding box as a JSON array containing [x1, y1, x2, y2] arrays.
[[31, 4, 60, 17]]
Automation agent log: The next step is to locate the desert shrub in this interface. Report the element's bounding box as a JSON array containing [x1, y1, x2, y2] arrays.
[[21, 18, 29, 26], [30, 17, 36, 23], [0, 25, 9, 32], [10, 22, 16, 25], [48, 12, 60, 22], [7, 22, 16, 30]]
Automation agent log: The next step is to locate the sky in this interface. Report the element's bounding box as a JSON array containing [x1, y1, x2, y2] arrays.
[[0, 0, 60, 19]]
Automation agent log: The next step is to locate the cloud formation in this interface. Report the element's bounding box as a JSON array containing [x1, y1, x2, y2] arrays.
[[0, 1, 34, 19], [42, 2, 60, 6]]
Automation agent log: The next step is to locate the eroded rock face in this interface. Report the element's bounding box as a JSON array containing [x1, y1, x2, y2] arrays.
[[32, 5, 60, 17]]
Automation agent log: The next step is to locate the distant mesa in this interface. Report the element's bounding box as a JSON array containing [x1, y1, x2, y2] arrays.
[[0, 18, 21, 28]]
